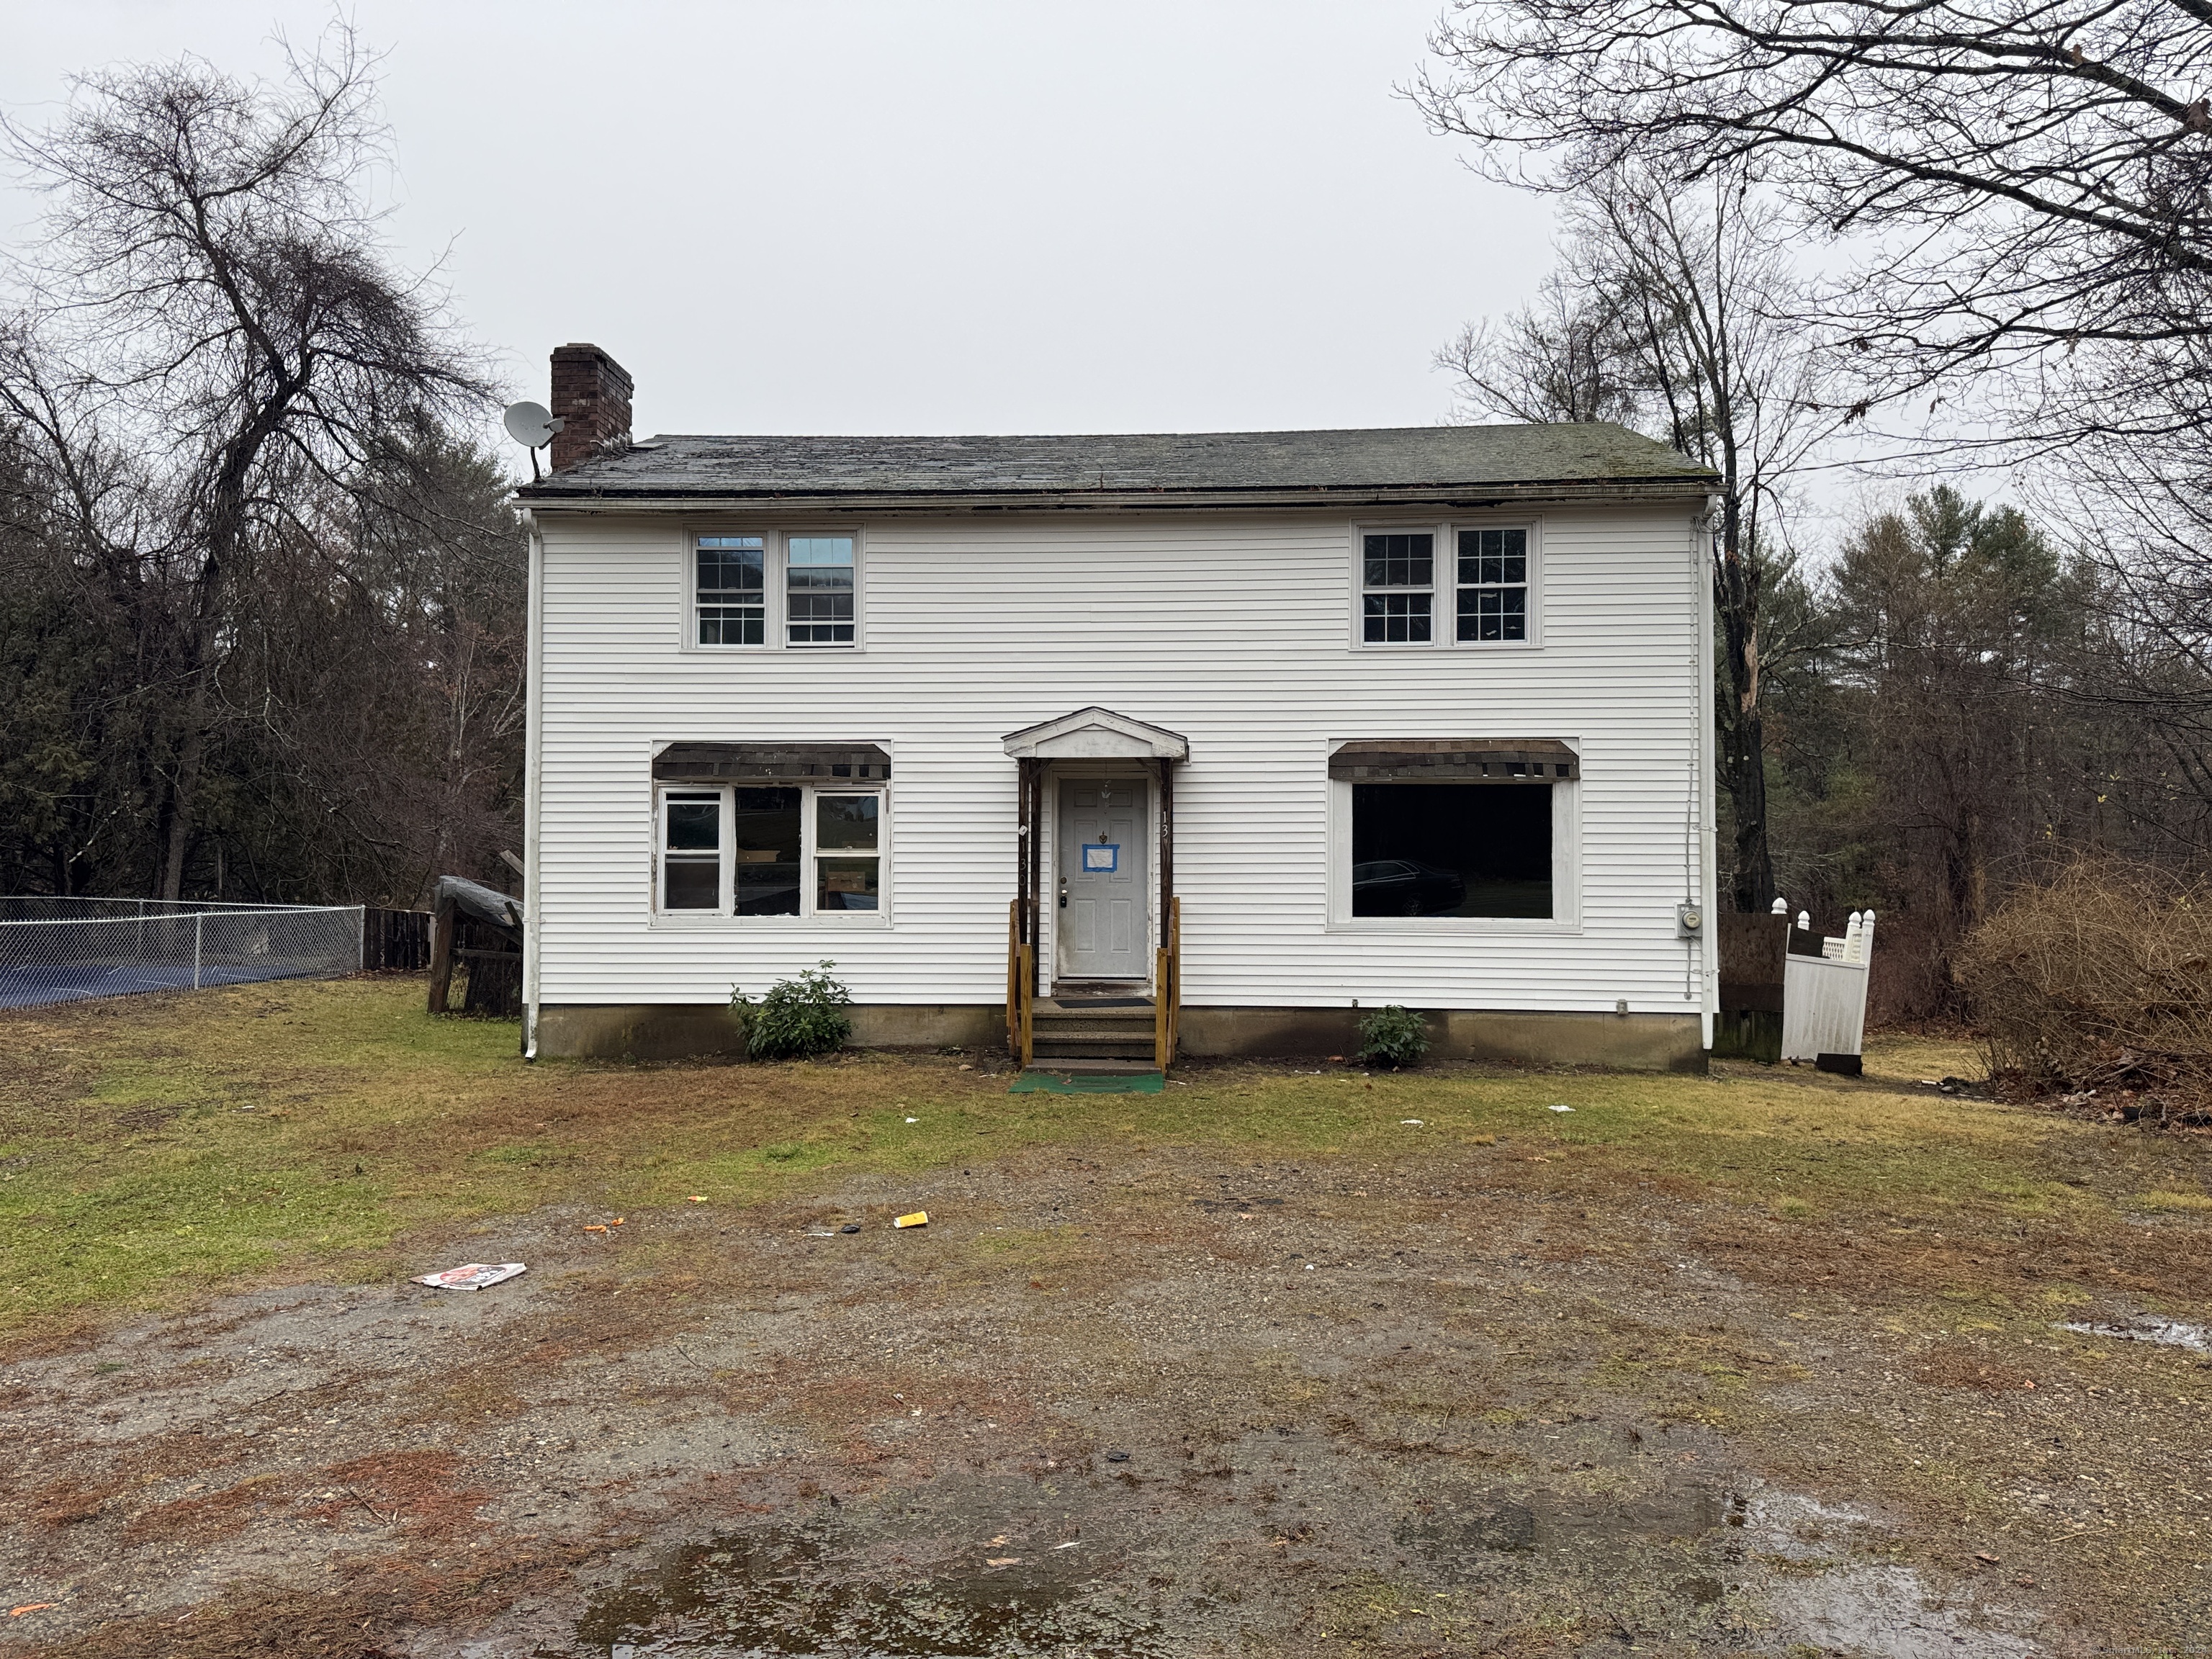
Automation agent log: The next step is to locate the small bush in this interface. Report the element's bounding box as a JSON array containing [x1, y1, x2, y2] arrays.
[[731, 961, 853, 1061], [1961, 860, 2212, 1118], [1357, 1004, 1429, 1069]]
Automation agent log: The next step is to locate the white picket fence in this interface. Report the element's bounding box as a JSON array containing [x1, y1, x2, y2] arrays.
[[1779, 905, 1876, 1064]]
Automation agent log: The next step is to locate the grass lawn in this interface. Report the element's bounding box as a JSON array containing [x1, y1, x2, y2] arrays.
[[4, 978, 2210, 1656], [0, 978, 2178, 1335]]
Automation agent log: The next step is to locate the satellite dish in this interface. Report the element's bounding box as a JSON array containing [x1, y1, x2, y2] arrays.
[[503, 400, 562, 449]]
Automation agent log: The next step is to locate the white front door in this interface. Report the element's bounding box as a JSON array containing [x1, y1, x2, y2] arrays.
[[1058, 777, 1148, 981]]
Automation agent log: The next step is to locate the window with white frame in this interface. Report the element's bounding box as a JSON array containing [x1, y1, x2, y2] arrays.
[[786, 536, 856, 645], [660, 791, 725, 909], [1456, 527, 1528, 642], [691, 532, 860, 649], [1361, 531, 1434, 644], [1359, 523, 1535, 647], [696, 537, 765, 645], [655, 782, 884, 917]]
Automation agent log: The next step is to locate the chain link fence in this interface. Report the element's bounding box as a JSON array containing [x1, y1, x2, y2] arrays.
[[0, 899, 365, 1010]]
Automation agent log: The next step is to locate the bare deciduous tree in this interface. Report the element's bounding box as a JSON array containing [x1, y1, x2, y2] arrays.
[[0, 26, 492, 896], [1415, 0, 2212, 448], [1443, 171, 1830, 907]]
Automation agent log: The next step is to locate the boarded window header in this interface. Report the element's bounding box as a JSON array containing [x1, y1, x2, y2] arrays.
[[652, 742, 891, 783], [1328, 739, 1578, 783]]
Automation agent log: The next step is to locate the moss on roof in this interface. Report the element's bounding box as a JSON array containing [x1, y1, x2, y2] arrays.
[[517, 423, 1715, 504]]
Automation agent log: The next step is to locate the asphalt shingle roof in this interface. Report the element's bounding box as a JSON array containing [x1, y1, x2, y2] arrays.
[[516, 423, 1715, 506]]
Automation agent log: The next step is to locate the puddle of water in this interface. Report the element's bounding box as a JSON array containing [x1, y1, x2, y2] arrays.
[[1395, 1484, 1733, 1560], [569, 1508, 1161, 1657], [1734, 1493, 2038, 1658], [1768, 1563, 2038, 1659], [2060, 1318, 2212, 1354]]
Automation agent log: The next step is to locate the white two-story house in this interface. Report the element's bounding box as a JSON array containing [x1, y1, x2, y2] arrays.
[[515, 343, 1719, 1070]]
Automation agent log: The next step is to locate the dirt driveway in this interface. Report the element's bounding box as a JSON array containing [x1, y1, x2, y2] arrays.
[[3, 986, 2210, 1656]]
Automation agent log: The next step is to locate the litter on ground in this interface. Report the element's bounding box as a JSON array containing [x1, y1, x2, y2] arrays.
[[1549, 1104, 1575, 1113], [1401, 1118, 1424, 1125], [894, 1211, 930, 1228], [412, 1262, 527, 1291], [2061, 1318, 2212, 1354]]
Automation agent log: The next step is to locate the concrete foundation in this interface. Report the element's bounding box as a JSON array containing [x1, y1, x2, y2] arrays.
[[534, 1002, 1704, 1071]]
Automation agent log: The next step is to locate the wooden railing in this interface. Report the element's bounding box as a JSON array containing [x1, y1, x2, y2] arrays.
[[1154, 896, 1181, 1071], [1006, 899, 1035, 1068]]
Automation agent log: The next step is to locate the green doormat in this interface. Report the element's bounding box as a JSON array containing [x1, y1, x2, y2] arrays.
[[1010, 1069, 1166, 1094]]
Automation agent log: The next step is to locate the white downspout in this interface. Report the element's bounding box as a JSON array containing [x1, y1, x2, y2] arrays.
[[521, 508, 546, 1061], [1696, 495, 1721, 1050]]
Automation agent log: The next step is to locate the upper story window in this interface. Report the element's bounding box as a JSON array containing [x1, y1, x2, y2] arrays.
[[1359, 523, 1538, 648], [1362, 532, 1434, 644], [693, 531, 860, 650], [786, 536, 856, 646], [1457, 528, 1527, 642], [697, 538, 765, 645]]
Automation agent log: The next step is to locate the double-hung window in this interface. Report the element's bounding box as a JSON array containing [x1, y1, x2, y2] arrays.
[[1457, 528, 1527, 642], [655, 782, 886, 918], [660, 792, 726, 909], [786, 536, 855, 645], [1362, 532, 1434, 644], [1358, 523, 1537, 647], [696, 537, 765, 644], [813, 793, 879, 909], [691, 531, 860, 649]]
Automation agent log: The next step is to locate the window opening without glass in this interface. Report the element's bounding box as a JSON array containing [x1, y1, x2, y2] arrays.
[[787, 536, 855, 646], [1457, 528, 1528, 642], [732, 788, 802, 915], [696, 536, 765, 645], [1362, 531, 1433, 644], [661, 791, 723, 910], [1352, 783, 1552, 918]]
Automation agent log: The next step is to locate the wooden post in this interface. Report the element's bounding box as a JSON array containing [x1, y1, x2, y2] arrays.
[[1019, 943, 1035, 1067], [1157, 757, 1174, 949], [1015, 758, 1030, 947], [1006, 899, 1022, 1058], [427, 895, 457, 1014], [1028, 760, 1043, 994], [1169, 895, 1180, 1058]]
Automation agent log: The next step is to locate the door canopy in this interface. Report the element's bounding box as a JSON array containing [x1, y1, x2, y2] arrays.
[[1002, 706, 1190, 762]]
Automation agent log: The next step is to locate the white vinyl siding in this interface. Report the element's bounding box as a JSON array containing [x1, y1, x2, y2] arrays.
[[534, 505, 1705, 1014]]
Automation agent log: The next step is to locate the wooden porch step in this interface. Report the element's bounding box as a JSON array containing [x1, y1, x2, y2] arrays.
[[1033, 1008, 1154, 1029], [1032, 1033, 1157, 1060], [1020, 1059, 1162, 1076]]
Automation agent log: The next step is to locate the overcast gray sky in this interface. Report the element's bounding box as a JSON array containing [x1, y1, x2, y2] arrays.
[[1, 1, 1551, 444]]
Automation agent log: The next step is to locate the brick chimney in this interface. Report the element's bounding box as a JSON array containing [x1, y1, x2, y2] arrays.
[[549, 343, 632, 471]]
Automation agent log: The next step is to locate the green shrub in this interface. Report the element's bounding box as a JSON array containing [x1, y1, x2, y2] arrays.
[[731, 961, 853, 1061], [1357, 1004, 1429, 1069]]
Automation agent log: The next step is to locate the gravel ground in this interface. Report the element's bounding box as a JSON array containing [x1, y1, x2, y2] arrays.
[[9, 1118, 2196, 1658]]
